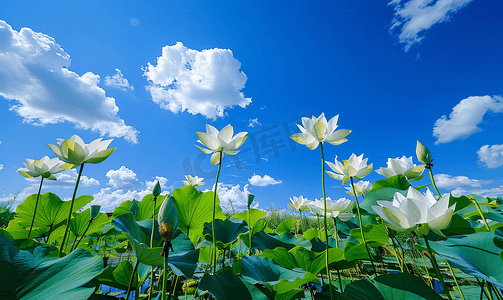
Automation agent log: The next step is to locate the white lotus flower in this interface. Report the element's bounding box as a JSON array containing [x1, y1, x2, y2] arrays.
[[288, 196, 312, 212], [376, 156, 425, 181], [290, 113, 351, 150], [195, 124, 247, 165], [182, 175, 206, 187], [372, 187, 455, 232], [345, 180, 372, 197], [18, 156, 65, 180], [326, 153, 373, 184], [48, 134, 115, 168], [308, 197, 353, 219]]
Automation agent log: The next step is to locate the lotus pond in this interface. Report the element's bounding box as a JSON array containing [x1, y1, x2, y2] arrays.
[[2, 114, 503, 300]]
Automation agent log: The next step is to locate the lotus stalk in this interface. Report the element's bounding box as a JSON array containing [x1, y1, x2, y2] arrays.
[[423, 236, 452, 300], [48, 135, 115, 256], [195, 124, 247, 274], [72, 205, 100, 251], [150, 181, 162, 300], [19, 156, 65, 237]]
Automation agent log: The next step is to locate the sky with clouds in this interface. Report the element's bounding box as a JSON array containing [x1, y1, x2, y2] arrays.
[[1, 0, 502, 212]]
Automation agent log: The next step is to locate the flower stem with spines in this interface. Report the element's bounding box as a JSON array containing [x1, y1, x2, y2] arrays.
[[28, 177, 44, 238], [351, 176, 377, 275], [212, 152, 223, 274], [320, 143, 334, 299], [60, 163, 84, 256]]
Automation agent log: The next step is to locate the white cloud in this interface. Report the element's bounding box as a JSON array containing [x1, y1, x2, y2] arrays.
[[205, 183, 256, 210], [23, 169, 101, 188], [433, 95, 503, 144], [0, 164, 3, 171], [143, 42, 251, 119], [449, 186, 503, 198], [477, 144, 503, 169], [91, 176, 170, 212], [248, 118, 262, 128], [106, 166, 139, 189], [105, 69, 133, 91], [248, 174, 282, 187], [0, 20, 138, 143], [389, 0, 473, 51], [434, 173, 491, 190]]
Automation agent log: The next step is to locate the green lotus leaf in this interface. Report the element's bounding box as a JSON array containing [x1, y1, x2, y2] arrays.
[[112, 194, 167, 221], [350, 224, 390, 247], [203, 218, 248, 250], [124, 232, 199, 277], [171, 186, 225, 244], [14, 193, 93, 230], [240, 256, 319, 294], [338, 273, 442, 300], [95, 260, 137, 290], [276, 219, 297, 235], [70, 208, 109, 237], [241, 231, 311, 252], [198, 269, 269, 300], [371, 175, 410, 192], [232, 208, 267, 230], [417, 231, 503, 289], [0, 229, 103, 300]]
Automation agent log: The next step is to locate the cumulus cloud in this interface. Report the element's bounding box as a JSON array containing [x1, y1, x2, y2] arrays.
[[90, 176, 169, 212], [449, 186, 503, 198], [21, 168, 101, 189], [433, 96, 503, 144], [248, 174, 282, 187], [106, 166, 140, 189], [434, 173, 491, 190], [143, 42, 251, 119], [105, 69, 134, 91], [205, 183, 256, 210], [0, 164, 3, 171], [477, 144, 503, 169], [389, 0, 473, 51], [0, 20, 138, 143], [248, 118, 262, 128]]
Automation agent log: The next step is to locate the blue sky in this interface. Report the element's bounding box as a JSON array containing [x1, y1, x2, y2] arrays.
[[1, 0, 502, 212]]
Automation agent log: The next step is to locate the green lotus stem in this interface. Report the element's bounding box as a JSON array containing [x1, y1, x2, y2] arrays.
[[248, 204, 252, 255], [351, 177, 377, 275], [126, 259, 140, 300], [46, 224, 53, 243], [485, 281, 495, 300], [212, 152, 223, 274], [300, 211, 305, 233], [423, 236, 452, 300], [332, 218, 339, 248], [150, 195, 158, 300], [59, 163, 84, 256], [73, 217, 94, 251], [490, 282, 503, 300], [28, 177, 44, 238], [381, 221, 404, 272], [320, 143, 334, 300], [470, 197, 490, 231], [446, 260, 465, 300], [421, 252, 432, 287], [426, 165, 441, 198], [336, 270, 343, 292]]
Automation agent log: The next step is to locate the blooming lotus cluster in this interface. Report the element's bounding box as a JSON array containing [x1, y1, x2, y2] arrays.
[[345, 180, 372, 197], [376, 156, 425, 181], [309, 197, 355, 221], [182, 175, 206, 187], [326, 153, 373, 184], [195, 124, 247, 165], [48, 135, 115, 168], [18, 156, 65, 180], [290, 113, 351, 150], [288, 196, 312, 212], [372, 187, 455, 233]]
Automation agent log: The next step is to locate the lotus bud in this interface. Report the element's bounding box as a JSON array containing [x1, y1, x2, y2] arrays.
[[153, 181, 161, 197], [416, 141, 432, 165], [90, 205, 101, 219], [247, 194, 255, 207], [158, 195, 178, 241], [159, 222, 174, 242]]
